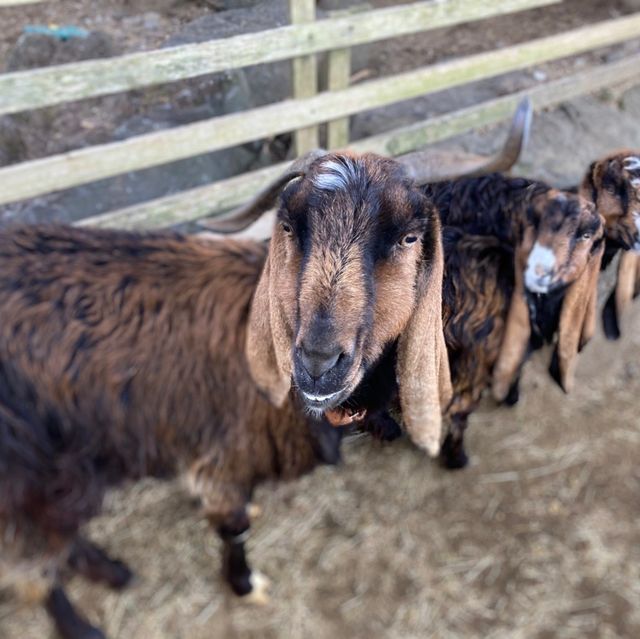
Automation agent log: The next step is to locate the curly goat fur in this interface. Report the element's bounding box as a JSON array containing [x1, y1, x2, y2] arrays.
[[421, 174, 604, 469]]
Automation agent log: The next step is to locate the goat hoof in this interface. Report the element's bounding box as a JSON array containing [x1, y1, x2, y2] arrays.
[[68, 540, 135, 591], [246, 503, 263, 521], [46, 586, 106, 639], [106, 560, 135, 590], [241, 571, 271, 606], [503, 381, 520, 407], [440, 434, 469, 470]]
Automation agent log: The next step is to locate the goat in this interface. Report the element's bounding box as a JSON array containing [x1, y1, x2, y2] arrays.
[[421, 175, 604, 469], [0, 150, 451, 639], [578, 150, 640, 339]]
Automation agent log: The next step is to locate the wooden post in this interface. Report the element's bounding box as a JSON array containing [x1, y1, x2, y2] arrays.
[[326, 46, 351, 149], [289, 0, 319, 154]]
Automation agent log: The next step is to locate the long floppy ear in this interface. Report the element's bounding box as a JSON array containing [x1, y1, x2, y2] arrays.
[[246, 231, 294, 406], [396, 212, 452, 457], [602, 249, 638, 340], [549, 241, 604, 393], [492, 234, 533, 402]]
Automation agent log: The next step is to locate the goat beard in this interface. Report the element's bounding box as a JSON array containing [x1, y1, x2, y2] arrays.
[[324, 406, 367, 427]]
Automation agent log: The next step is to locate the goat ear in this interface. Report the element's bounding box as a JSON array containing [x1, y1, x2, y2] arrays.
[[396, 213, 452, 457], [492, 236, 533, 402], [246, 232, 293, 406], [550, 241, 604, 392], [603, 250, 639, 340]]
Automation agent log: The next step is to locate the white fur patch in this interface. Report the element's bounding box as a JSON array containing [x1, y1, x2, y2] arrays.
[[525, 242, 556, 293], [243, 571, 271, 606], [314, 159, 356, 192], [631, 178, 640, 190], [633, 212, 640, 253], [624, 156, 640, 171]]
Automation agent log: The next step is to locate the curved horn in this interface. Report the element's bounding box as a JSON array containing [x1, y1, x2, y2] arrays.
[[198, 149, 328, 234], [398, 97, 533, 185]]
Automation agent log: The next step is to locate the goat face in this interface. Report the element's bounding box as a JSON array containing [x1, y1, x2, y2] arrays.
[[581, 151, 640, 252], [282, 154, 433, 411], [523, 190, 603, 295], [246, 151, 451, 455]]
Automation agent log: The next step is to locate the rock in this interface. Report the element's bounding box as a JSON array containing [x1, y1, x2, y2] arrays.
[[6, 31, 118, 71], [165, 0, 292, 108], [0, 118, 26, 167]]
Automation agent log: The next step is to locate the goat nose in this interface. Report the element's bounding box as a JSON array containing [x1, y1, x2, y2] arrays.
[[534, 262, 552, 277], [299, 343, 343, 379]]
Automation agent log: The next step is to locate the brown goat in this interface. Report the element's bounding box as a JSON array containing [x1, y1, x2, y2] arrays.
[[579, 150, 640, 339], [422, 175, 604, 468], [0, 151, 451, 639]]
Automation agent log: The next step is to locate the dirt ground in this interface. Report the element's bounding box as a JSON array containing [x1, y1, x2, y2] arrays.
[[2, 2, 640, 639]]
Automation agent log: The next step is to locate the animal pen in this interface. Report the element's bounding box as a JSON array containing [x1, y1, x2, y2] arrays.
[[1, 0, 640, 229]]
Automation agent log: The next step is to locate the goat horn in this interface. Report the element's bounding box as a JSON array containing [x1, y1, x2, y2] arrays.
[[398, 97, 532, 185], [199, 149, 329, 234]]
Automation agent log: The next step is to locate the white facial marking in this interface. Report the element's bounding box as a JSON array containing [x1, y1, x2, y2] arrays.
[[524, 242, 556, 293], [302, 389, 343, 403], [631, 178, 640, 190], [314, 159, 356, 191], [624, 156, 640, 171]]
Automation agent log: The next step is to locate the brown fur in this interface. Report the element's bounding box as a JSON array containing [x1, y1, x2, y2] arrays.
[[580, 150, 640, 339], [1, 151, 452, 635], [426, 175, 603, 468]]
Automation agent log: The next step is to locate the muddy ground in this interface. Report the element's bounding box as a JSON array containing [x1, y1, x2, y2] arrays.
[[2, 1, 640, 638]]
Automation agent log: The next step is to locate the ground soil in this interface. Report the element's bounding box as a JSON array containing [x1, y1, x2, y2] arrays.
[[1, 2, 640, 638]]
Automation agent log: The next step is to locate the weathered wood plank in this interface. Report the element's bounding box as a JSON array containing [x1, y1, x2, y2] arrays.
[[77, 54, 640, 231], [2, 13, 640, 207], [0, 0, 44, 5], [290, 0, 320, 154], [326, 46, 351, 149], [0, 0, 558, 115]]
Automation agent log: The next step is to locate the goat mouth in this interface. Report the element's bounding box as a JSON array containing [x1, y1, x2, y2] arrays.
[[300, 388, 348, 411]]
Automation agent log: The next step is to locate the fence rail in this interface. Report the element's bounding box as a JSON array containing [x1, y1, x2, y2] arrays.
[[0, 0, 556, 116], [0, 0, 44, 5], [76, 53, 640, 230], [2, 12, 640, 207]]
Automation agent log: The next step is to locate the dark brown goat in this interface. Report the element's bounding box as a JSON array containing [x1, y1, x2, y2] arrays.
[[422, 175, 604, 468], [0, 151, 451, 639], [579, 150, 640, 339]]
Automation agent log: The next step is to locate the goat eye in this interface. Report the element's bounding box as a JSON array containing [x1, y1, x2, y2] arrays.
[[281, 222, 293, 234], [400, 234, 419, 246], [579, 231, 592, 241]]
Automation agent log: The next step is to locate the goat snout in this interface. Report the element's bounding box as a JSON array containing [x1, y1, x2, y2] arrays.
[[293, 320, 353, 410], [525, 242, 556, 293], [299, 342, 344, 380]]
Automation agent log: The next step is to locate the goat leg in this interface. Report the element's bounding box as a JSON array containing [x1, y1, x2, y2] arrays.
[[45, 585, 105, 639], [440, 414, 469, 470], [214, 508, 271, 605], [360, 409, 403, 442], [502, 376, 521, 407], [67, 537, 134, 590]]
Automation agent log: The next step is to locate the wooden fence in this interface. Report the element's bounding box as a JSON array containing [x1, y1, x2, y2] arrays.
[[1, 0, 640, 229]]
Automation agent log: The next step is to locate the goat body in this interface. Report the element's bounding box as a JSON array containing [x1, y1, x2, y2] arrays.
[[0, 225, 339, 637], [423, 174, 602, 468]]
